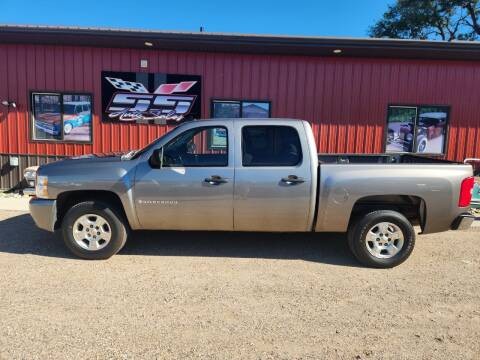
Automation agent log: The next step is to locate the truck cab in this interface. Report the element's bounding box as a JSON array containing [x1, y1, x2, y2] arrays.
[[133, 119, 317, 232]]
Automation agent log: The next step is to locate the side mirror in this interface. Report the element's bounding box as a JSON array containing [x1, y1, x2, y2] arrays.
[[149, 148, 163, 169]]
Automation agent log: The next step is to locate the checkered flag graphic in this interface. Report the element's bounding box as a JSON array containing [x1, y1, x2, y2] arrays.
[[106, 77, 149, 93]]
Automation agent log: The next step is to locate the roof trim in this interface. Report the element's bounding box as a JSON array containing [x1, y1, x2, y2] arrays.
[[1, 24, 480, 60]]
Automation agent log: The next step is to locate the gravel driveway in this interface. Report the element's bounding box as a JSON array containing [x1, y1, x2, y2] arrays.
[[0, 210, 479, 359]]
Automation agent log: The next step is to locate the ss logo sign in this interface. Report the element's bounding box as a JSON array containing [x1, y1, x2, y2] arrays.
[[106, 93, 197, 123]]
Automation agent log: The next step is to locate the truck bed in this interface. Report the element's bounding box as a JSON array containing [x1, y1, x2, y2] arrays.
[[318, 153, 457, 165], [314, 154, 471, 234]]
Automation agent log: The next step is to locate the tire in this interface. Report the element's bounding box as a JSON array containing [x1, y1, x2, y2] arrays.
[[64, 123, 73, 134], [416, 136, 428, 153], [387, 129, 394, 141], [61, 201, 128, 260], [347, 210, 415, 268]]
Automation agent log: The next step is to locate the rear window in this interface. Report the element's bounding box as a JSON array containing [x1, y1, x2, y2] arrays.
[[242, 126, 302, 166]]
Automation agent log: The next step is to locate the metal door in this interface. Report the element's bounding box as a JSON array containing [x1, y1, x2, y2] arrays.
[[233, 120, 313, 232], [134, 123, 234, 230]]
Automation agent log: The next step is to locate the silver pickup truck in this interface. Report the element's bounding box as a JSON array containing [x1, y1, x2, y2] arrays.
[[29, 118, 475, 267]]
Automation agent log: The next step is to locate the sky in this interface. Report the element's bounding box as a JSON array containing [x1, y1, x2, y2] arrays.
[[0, 0, 393, 38]]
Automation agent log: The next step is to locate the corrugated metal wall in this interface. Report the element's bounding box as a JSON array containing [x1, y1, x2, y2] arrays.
[[1, 43, 480, 160]]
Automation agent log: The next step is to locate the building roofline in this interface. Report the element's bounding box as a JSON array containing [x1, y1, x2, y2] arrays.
[[1, 24, 480, 61]]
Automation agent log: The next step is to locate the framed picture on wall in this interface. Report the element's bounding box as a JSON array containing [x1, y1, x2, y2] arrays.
[[242, 101, 270, 118], [211, 101, 241, 118], [385, 106, 417, 153], [385, 105, 449, 154], [211, 99, 271, 118], [31, 92, 93, 143]]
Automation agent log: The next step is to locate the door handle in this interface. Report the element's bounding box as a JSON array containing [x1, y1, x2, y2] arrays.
[[204, 175, 228, 185], [281, 175, 305, 185]]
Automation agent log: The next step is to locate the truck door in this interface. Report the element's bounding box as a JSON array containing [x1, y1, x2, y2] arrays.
[[233, 121, 313, 232], [134, 123, 234, 230]]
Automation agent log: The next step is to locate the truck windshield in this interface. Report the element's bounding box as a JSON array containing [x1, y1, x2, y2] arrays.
[[125, 138, 162, 160], [126, 123, 188, 160], [63, 105, 77, 114]]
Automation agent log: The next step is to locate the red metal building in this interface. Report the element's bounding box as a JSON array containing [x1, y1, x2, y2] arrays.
[[1, 25, 480, 188]]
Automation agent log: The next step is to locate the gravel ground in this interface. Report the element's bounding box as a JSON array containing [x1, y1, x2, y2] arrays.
[[0, 192, 25, 198], [0, 210, 479, 360]]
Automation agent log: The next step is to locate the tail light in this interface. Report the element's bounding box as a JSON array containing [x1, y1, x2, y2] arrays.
[[458, 176, 474, 207]]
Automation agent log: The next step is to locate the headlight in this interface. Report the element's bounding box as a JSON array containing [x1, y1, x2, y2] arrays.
[[24, 171, 36, 187], [36, 175, 49, 198], [24, 167, 38, 187], [24, 170, 36, 180]]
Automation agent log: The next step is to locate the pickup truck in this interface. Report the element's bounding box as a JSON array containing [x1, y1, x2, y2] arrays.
[[29, 118, 475, 268]]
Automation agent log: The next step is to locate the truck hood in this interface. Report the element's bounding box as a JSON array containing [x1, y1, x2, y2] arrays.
[[36, 151, 139, 197], [69, 153, 125, 162], [37, 152, 136, 176]]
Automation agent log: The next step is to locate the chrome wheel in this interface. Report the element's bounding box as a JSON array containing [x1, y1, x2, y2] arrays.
[[72, 214, 112, 251], [365, 222, 404, 259], [417, 138, 427, 152], [64, 123, 73, 134]]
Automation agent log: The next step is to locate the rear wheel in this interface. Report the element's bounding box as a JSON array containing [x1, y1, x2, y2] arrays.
[[348, 210, 415, 268], [61, 201, 128, 259]]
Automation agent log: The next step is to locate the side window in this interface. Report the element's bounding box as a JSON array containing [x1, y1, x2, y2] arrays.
[[162, 127, 228, 167], [242, 126, 302, 166]]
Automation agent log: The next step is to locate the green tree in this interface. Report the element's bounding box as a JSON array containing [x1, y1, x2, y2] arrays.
[[369, 0, 480, 41]]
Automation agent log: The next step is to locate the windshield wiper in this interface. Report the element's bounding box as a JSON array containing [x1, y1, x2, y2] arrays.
[[121, 150, 138, 160]]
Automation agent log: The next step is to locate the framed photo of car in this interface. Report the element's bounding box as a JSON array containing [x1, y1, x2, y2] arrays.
[[62, 94, 92, 142], [31, 93, 62, 141], [385, 104, 449, 155], [30, 92, 93, 143], [416, 106, 448, 154], [385, 106, 417, 153]]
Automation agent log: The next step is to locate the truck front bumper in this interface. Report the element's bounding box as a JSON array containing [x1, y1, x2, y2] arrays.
[[451, 213, 475, 231], [29, 197, 57, 232]]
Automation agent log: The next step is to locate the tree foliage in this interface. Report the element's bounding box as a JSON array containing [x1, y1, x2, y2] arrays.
[[369, 0, 480, 41]]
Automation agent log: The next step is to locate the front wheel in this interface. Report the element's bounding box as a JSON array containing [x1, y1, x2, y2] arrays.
[[64, 123, 73, 134], [61, 201, 128, 259], [416, 136, 428, 153], [348, 210, 415, 268]]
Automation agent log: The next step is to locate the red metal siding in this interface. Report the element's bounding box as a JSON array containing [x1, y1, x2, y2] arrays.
[[1, 43, 480, 161]]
